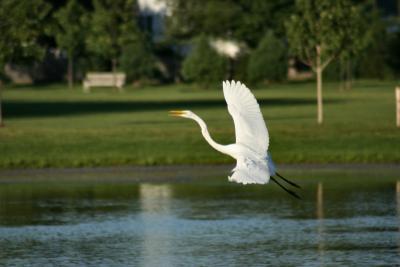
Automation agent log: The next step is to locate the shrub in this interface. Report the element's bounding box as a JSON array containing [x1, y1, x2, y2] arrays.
[[181, 35, 227, 88], [355, 41, 392, 79], [353, 14, 394, 79], [247, 31, 287, 83], [386, 31, 400, 78], [119, 39, 158, 82]]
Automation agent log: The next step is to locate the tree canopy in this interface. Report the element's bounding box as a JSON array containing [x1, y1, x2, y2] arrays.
[[0, 0, 50, 127], [286, 0, 367, 72], [0, 0, 50, 68]]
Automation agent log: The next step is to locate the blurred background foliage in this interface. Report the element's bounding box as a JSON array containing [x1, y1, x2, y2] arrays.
[[0, 0, 399, 86], [181, 35, 227, 88], [247, 31, 288, 84]]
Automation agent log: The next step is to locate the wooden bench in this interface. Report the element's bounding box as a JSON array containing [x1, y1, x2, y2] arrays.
[[83, 72, 126, 93], [396, 87, 400, 127]]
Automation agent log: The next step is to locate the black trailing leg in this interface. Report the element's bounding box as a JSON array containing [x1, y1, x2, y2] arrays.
[[270, 176, 301, 200], [276, 172, 301, 189]]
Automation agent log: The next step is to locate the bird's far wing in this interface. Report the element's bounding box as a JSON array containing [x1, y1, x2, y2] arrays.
[[223, 80, 269, 155], [229, 157, 270, 184]]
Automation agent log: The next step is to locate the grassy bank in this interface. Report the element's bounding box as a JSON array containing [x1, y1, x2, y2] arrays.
[[0, 80, 399, 168]]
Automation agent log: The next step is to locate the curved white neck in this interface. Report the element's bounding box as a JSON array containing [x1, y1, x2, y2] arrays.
[[190, 113, 231, 156]]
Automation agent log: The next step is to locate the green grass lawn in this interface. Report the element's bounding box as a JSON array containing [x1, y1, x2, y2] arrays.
[[0, 80, 399, 168]]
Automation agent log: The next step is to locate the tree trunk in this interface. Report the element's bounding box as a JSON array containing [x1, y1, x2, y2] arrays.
[[316, 46, 323, 124], [316, 66, 323, 124], [0, 80, 4, 127], [339, 57, 345, 91], [67, 54, 74, 89], [345, 59, 352, 90], [112, 58, 118, 91]]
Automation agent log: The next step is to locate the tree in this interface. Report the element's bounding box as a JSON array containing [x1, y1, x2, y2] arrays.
[[86, 0, 143, 89], [286, 0, 366, 124], [119, 34, 158, 82], [181, 36, 227, 87], [0, 0, 50, 127], [53, 0, 86, 89], [247, 31, 288, 83]]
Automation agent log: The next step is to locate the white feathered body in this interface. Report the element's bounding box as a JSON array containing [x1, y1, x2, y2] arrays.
[[222, 143, 276, 185]]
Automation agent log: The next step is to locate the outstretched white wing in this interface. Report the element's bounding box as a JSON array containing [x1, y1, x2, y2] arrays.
[[222, 80, 269, 156]]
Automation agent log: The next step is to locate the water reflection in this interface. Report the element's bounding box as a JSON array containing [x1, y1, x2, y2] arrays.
[[316, 182, 325, 266], [139, 184, 173, 267], [397, 181, 400, 256], [0, 171, 399, 266]]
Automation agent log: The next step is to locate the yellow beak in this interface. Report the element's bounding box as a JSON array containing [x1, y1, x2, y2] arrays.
[[169, 110, 185, 117]]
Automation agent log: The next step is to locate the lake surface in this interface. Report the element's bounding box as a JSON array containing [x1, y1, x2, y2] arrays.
[[0, 166, 399, 266]]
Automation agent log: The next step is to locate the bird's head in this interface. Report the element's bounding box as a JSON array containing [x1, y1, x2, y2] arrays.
[[169, 110, 194, 119]]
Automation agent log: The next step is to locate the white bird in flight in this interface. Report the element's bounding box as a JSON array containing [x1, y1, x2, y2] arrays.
[[170, 80, 300, 199]]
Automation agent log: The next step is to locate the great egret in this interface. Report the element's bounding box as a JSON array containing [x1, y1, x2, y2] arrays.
[[170, 80, 301, 199]]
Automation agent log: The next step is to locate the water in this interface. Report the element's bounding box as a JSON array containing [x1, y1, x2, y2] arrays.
[[0, 166, 399, 266]]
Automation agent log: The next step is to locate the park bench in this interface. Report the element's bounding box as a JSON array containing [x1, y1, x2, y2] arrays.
[[83, 72, 126, 93]]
